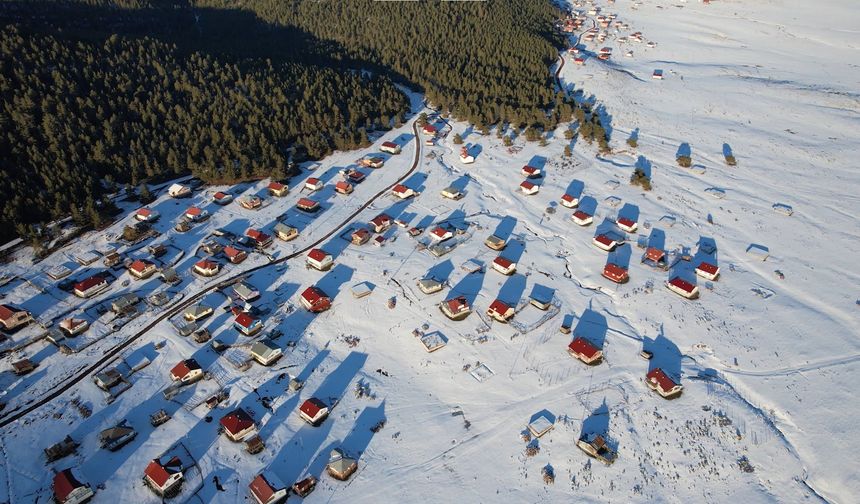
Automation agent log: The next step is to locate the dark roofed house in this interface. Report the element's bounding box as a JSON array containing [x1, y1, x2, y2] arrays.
[[326, 448, 358, 481]]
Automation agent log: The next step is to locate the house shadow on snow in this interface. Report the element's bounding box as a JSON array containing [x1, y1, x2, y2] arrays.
[[491, 216, 518, 241], [617, 203, 639, 223], [635, 156, 652, 179], [694, 236, 719, 265], [448, 269, 486, 305], [425, 259, 455, 284], [647, 228, 666, 251], [676, 142, 691, 159], [578, 196, 598, 216], [643, 326, 682, 380], [497, 273, 527, 306], [565, 179, 585, 199], [607, 243, 632, 269]]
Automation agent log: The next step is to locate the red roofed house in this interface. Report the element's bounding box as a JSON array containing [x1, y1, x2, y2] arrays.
[[306, 249, 333, 271], [429, 226, 453, 242], [486, 299, 515, 323], [572, 210, 593, 226], [234, 312, 263, 336], [53, 468, 94, 504], [602, 263, 629, 284], [520, 180, 539, 195], [135, 207, 160, 222], [128, 259, 157, 279], [170, 358, 203, 384], [300, 286, 331, 313], [296, 198, 320, 212], [304, 178, 324, 192], [521, 165, 541, 178], [643, 247, 666, 265], [249, 473, 288, 504], [213, 191, 233, 205], [645, 368, 683, 398], [73, 275, 109, 298], [185, 206, 207, 222], [220, 408, 257, 442], [351, 228, 371, 245], [440, 295, 471, 321], [422, 124, 437, 135], [575, 56, 586, 65], [299, 398, 330, 426], [0, 304, 31, 331], [370, 213, 392, 233], [392, 184, 416, 199], [666, 276, 699, 299], [223, 246, 248, 264], [568, 337, 603, 365], [268, 181, 289, 197], [193, 259, 220, 277], [616, 217, 638, 233], [246, 229, 273, 249], [695, 261, 720, 281], [335, 180, 354, 195], [491, 256, 517, 275], [561, 193, 579, 208], [592, 234, 618, 252], [380, 141, 401, 155], [144, 456, 184, 497]]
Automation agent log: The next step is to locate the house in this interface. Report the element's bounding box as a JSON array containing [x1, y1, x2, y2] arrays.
[[351, 228, 371, 245], [304, 178, 324, 192], [250, 339, 282, 366], [652, 69, 664, 80], [695, 261, 720, 281], [572, 210, 593, 226], [249, 473, 288, 504], [422, 124, 437, 135], [202, 240, 223, 255], [326, 448, 358, 481], [335, 181, 353, 195], [592, 234, 618, 252], [184, 207, 208, 222], [492, 256, 517, 275], [520, 180, 539, 195], [486, 299, 515, 323], [429, 226, 454, 242], [380, 141, 401, 155], [645, 368, 683, 398], [359, 156, 385, 169], [12, 358, 35, 375], [98, 424, 137, 451], [273, 222, 298, 242], [220, 408, 257, 442], [73, 274, 109, 298], [296, 197, 320, 212], [441, 186, 463, 200], [234, 312, 263, 336], [233, 282, 260, 302], [168, 183, 191, 198], [602, 263, 629, 283], [561, 193, 579, 208], [144, 456, 184, 496], [666, 277, 699, 299], [484, 234, 506, 250], [223, 246, 248, 264], [193, 259, 220, 277], [408, 227, 423, 237], [160, 267, 180, 285], [245, 435, 265, 454], [213, 191, 233, 205], [568, 337, 603, 364], [111, 293, 140, 314], [245, 229, 273, 249], [292, 476, 317, 498], [370, 213, 392, 233], [616, 217, 638, 233], [93, 368, 122, 390], [577, 432, 617, 464], [183, 304, 213, 322], [60, 318, 88, 336], [128, 259, 157, 279], [392, 184, 416, 199], [103, 250, 121, 267], [440, 296, 471, 321], [268, 181, 289, 197], [149, 243, 167, 257], [300, 286, 331, 313], [0, 305, 31, 331], [306, 249, 333, 271], [299, 397, 329, 425], [522, 165, 541, 178], [417, 276, 444, 295], [459, 146, 475, 164], [45, 436, 78, 462], [642, 247, 667, 268], [53, 468, 94, 504], [170, 358, 203, 384], [574, 56, 586, 65], [240, 195, 263, 210], [135, 208, 160, 222]]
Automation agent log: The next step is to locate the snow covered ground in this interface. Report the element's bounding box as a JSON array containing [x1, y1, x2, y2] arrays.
[[1, 0, 859, 502]]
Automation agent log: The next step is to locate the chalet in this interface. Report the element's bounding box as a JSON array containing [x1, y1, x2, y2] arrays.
[[486, 299, 515, 323], [174, 220, 191, 233], [645, 368, 683, 398], [616, 217, 638, 233], [73, 275, 109, 298], [233, 282, 260, 302], [568, 337, 603, 365], [240, 195, 263, 210], [299, 398, 329, 426], [642, 247, 667, 268], [268, 181, 289, 197], [103, 250, 121, 268], [492, 256, 517, 275], [144, 456, 184, 497], [249, 473, 288, 504], [296, 197, 320, 213], [429, 226, 454, 242], [128, 259, 157, 279], [250, 339, 282, 366], [273, 223, 298, 242], [602, 263, 629, 284], [380, 141, 401, 155], [193, 259, 220, 277], [183, 304, 213, 322], [149, 243, 167, 257], [292, 476, 317, 498], [347, 169, 367, 184], [135, 208, 160, 222], [12, 358, 35, 375], [168, 183, 191, 198], [359, 157, 384, 169], [522, 165, 541, 178], [422, 124, 437, 135], [695, 261, 720, 281], [184, 207, 208, 222], [246, 229, 273, 249], [300, 286, 332, 313], [561, 193, 579, 208], [0, 305, 31, 331], [335, 180, 354, 195], [652, 69, 664, 80], [245, 435, 265, 454], [304, 178, 324, 192], [98, 424, 137, 451], [592, 234, 618, 252], [441, 186, 463, 200], [213, 191, 233, 205], [351, 228, 371, 245], [170, 358, 203, 384], [234, 312, 263, 336], [93, 368, 122, 390], [484, 234, 506, 250], [111, 293, 140, 314], [459, 147, 475, 164], [571, 210, 593, 226], [666, 277, 699, 299], [576, 432, 617, 464], [417, 277, 444, 295], [220, 408, 257, 442], [306, 249, 334, 271], [392, 184, 416, 199], [440, 296, 471, 321], [59, 318, 88, 336], [370, 213, 393, 233], [53, 468, 94, 504], [223, 246, 248, 264], [326, 448, 358, 481], [520, 180, 539, 195], [202, 240, 223, 255]]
